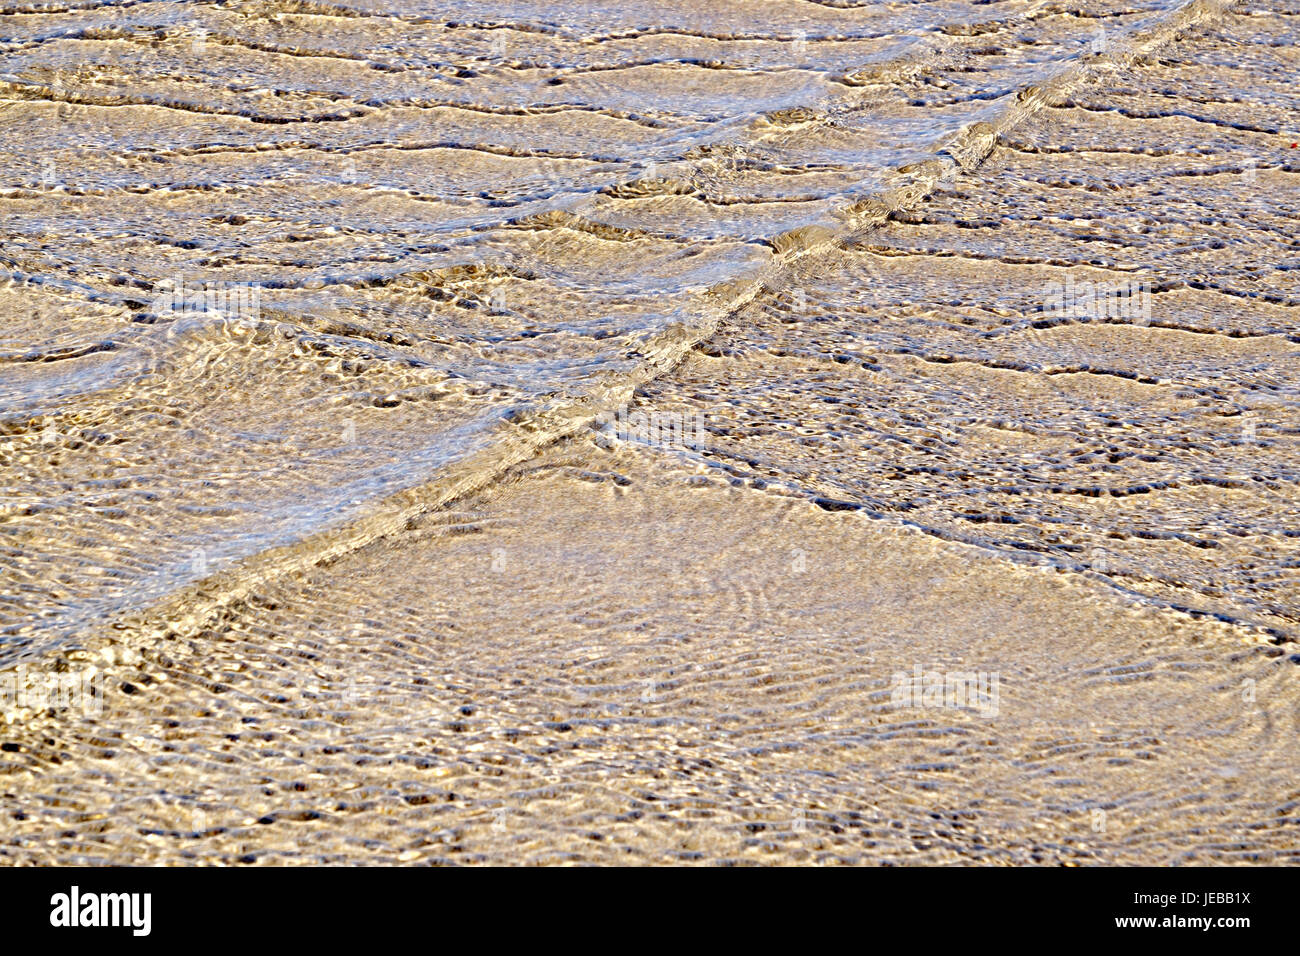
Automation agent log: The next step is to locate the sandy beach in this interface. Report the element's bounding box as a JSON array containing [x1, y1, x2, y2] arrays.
[[0, 0, 1296, 864]]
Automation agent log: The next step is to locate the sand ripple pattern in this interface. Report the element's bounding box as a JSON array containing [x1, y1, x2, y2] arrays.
[[1, 0, 1297, 864]]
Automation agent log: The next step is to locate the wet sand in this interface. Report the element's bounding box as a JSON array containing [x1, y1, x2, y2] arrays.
[[1, 0, 1297, 864], [1, 436, 1297, 864]]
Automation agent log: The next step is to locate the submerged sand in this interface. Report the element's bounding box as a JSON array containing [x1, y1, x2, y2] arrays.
[[1, 436, 1297, 864], [1, 0, 1297, 863]]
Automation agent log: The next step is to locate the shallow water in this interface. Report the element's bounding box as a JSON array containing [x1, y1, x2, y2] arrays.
[[0, 0, 1297, 865], [5, 0, 1293, 660]]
